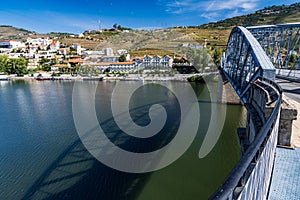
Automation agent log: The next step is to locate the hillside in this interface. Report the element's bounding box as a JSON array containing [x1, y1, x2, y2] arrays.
[[95, 29, 198, 56], [90, 3, 300, 54], [0, 25, 36, 40], [0, 3, 299, 55], [200, 3, 300, 29]]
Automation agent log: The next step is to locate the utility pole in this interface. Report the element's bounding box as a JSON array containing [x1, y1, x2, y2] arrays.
[[98, 18, 101, 31]]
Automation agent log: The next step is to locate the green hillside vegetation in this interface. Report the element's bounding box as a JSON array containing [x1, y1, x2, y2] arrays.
[[129, 48, 173, 57], [96, 29, 196, 56], [199, 3, 300, 29], [60, 30, 121, 50]]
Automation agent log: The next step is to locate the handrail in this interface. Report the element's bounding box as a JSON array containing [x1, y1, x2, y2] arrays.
[[210, 78, 282, 199], [213, 25, 283, 199]]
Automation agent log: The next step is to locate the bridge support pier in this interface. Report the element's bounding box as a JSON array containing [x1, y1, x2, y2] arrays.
[[265, 96, 297, 147], [217, 73, 241, 104], [279, 97, 297, 147]]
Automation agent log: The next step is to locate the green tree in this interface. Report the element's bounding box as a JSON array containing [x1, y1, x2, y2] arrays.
[[119, 54, 126, 62], [69, 47, 77, 55], [0, 55, 8, 73], [53, 56, 58, 65], [6, 57, 28, 76], [42, 64, 51, 72], [113, 24, 118, 30], [40, 57, 50, 65], [186, 48, 210, 73], [212, 47, 221, 66], [290, 54, 297, 63], [288, 54, 297, 69]]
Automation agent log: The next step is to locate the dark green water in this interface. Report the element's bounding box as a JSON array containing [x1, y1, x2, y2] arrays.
[[0, 80, 246, 200]]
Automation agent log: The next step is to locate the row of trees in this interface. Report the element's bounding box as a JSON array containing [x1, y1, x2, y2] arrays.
[[0, 55, 28, 76], [112, 24, 132, 31]]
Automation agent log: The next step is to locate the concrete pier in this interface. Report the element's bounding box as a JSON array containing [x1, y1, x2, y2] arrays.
[[217, 73, 241, 104], [278, 96, 298, 147]]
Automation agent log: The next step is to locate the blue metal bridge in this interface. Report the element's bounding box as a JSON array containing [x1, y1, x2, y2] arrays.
[[212, 23, 300, 199]]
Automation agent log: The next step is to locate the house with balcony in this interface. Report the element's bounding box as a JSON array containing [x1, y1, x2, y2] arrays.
[[143, 55, 152, 67], [161, 55, 173, 67], [152, 55, 161, 67], [141, 55, 173, 69]]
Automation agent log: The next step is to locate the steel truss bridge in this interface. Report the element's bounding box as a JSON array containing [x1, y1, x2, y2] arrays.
[[210, 23, 300, 199], [248, 23, 300, 69]]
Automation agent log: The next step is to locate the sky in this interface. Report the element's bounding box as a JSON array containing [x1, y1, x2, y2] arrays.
[[1, 0, 299, 33]]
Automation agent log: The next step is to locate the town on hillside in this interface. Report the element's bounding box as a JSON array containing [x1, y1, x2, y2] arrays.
[[0, 35, 217, 80]]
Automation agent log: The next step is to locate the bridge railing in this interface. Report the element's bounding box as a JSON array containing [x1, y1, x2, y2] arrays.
[[213, 26, 283, 199], [221, 26, 275, 103], [211, 78, 282, 200], [247, 23, 300, 69]]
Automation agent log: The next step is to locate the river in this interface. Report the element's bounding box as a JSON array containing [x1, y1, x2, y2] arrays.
[[0, 79, 246, 200]]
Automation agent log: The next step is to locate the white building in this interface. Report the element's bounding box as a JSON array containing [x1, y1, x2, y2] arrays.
[[0, 41, 25, 49], [161, 55, 173, 67], [81, 62, 135, 73], [102, 56, 119, 63], [82, 50, 104, 62], [103, 48, 114, 56], [27, 37, 53, 47], [142, 55, 173, 68], [143, 55, 152, 67], [73, 44, 82, 55], [109, 62, 135, 72], [51, 63, 70, 72], [50, 41, 60, 52]]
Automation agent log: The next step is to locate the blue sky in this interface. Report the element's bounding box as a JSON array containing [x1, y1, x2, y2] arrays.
[[1, 0, 299, 33]]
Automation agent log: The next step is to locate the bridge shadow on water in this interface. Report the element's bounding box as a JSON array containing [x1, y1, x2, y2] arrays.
[[21, 126, 152, 200], [21, 98, 181, 200]]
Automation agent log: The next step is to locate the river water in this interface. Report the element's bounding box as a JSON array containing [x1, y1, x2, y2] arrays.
[[0, 79, 246, 200]]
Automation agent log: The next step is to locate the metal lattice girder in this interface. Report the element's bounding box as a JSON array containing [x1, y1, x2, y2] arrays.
[[247, 23, 300, 69], [221, 26, 275, 103]]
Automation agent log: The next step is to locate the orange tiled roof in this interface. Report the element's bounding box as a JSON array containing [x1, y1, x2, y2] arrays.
[[111, 62, 135, 65], [83, 62, 111, 66], [68, 59, 87, 63], [83, 62, 135, 66], [52, 64, 69, 67], [51, 41, 58, 45]]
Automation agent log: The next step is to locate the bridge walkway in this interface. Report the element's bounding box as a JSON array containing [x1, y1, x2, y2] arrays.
[[269, 78, 300, 200], [268, 148, 300, 200]]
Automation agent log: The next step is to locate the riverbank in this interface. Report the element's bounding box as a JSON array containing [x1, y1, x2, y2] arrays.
[[6, 74, 191, 82]]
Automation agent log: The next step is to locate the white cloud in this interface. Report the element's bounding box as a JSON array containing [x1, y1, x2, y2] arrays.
[[200, 12, 221, 21], [206, 0, 258, 11], [160, 0, 259, 21], [226, 9, 243, 19]]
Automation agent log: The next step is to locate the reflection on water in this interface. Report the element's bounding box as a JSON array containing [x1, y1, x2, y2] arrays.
[[0, 80, 245, 200]]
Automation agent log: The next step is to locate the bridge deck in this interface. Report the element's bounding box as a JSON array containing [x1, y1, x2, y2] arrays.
[[268, 147, 300, 200]]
